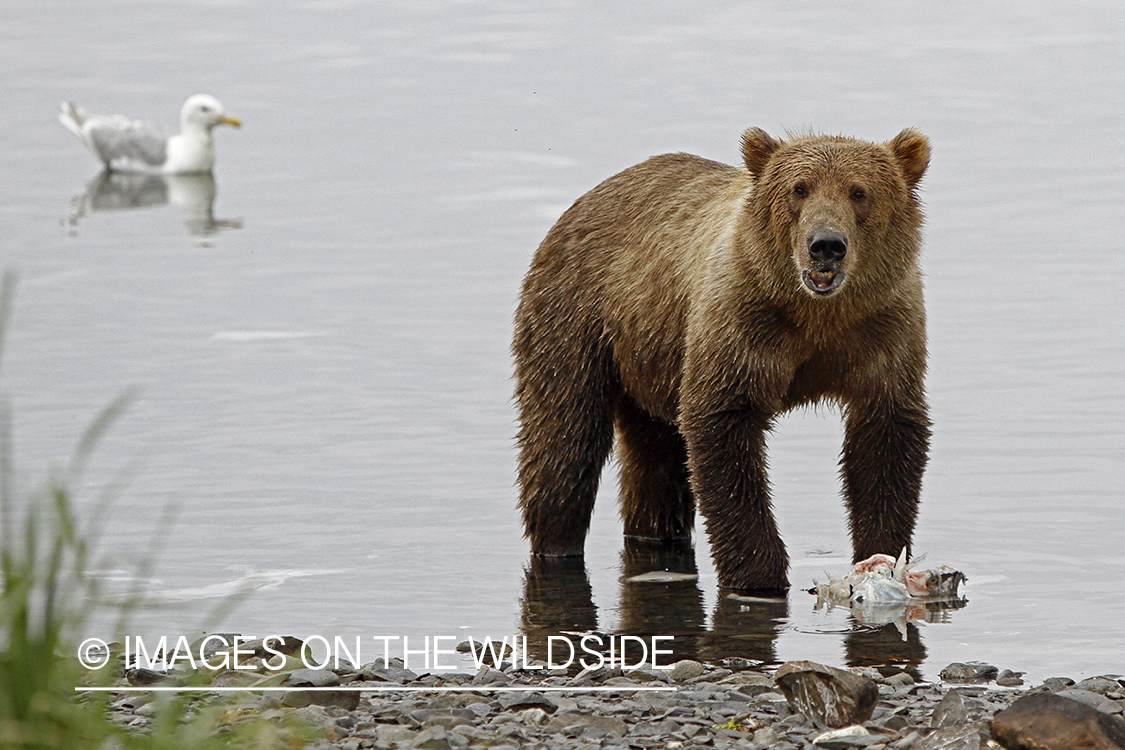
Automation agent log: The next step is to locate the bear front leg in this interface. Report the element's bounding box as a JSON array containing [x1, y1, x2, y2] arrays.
[[682, 404, 789, 593], [841, 395, 931, 562]]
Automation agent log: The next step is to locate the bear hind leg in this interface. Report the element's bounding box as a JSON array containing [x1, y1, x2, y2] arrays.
[[616, 396, 695, 542], [516, 344, 620, 557]]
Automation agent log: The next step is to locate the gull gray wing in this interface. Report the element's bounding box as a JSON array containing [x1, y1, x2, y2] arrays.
[[86, 118, 172, 169]]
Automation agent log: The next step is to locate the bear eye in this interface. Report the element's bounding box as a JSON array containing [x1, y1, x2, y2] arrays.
[[850, 187, 867, 202], [793, 183, 808, 199]]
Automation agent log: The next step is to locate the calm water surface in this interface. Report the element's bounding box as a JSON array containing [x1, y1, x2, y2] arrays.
[[2, 1, 1123, 682]]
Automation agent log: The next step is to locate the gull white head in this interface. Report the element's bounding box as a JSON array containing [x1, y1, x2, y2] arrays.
[[181, 94, 241, 133]]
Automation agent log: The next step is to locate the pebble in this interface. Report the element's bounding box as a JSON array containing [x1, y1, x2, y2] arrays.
[[94, 657, 1125, 750]]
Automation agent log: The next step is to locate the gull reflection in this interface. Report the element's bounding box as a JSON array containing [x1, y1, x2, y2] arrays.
[[65, 171, 241, 236]]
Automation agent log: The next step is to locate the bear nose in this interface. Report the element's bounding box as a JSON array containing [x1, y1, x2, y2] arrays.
[[808, 231, 848, 263]]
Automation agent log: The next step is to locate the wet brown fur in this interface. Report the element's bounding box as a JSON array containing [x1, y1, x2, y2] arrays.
[[513, 128, 932, 592]]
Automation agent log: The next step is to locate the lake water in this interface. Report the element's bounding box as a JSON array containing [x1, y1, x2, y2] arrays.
[[2, 0, 1123, 683]]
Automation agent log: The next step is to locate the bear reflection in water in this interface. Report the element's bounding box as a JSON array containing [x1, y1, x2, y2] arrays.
[[518, 538, 953, 675]]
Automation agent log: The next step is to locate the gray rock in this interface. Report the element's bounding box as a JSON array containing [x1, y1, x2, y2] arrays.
[[991, 693, 1125, 750], [125, 668, 169, 686], [448, 724, 485, 739], [442, 672, 473, 685], [995, 670, 1025, 687], [718, 671, 776, 691], [689, 668, 732, 683], [284, 668, 341, 687], [914, 722, 990, 749], [411, 725, 452, 750], [497, 691, 558, 713], [256, 694, 282, 710], [775, 660, 879, 729], [721, 657, 760, 670], [471, 666, 510, 685], [604, 676, 643, 687], [1058, 688, 1121, 715], [810, 724, 895, 748], [412, 708, 478, 727], [850, 666, 884, 683], [753, 726, 780, 745], [422, 694, 469, 710], [668, 660, 705, 682], [428, 715, 477, 730], [278, 666, 359, 709], [279, 669, 356, 710], [886, 672, 916, 688], [359, 659, 418, 683], [210, 669, 262, 687], [376, 723, 418, 744], [294, 705, 351, 738], [1038, 676, 1076, 692], [238, 635, 304, 658], [464, 701, 493, 718], [932, 690, 968, 728], [570, 665, 622, 684], [1077, 677, 1125, 696], [516, 708, 550, 725], [626, 667, 671, 683], [193, 633, 242, 660], [134, 702, 161, 718], [552, 713, 628, 738]]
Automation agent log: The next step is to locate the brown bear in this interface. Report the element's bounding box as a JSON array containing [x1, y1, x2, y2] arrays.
[[513, 128, 932, 593]]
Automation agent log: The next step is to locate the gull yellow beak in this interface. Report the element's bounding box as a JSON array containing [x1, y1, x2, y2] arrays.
[[219, 115, 241, 128]]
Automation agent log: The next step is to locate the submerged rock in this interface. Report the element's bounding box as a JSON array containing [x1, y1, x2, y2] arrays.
[[996, 669, 1025, 687], [939, 662, 998, 684]]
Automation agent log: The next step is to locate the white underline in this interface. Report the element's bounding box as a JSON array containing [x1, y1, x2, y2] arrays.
[[75, 685, 679, 693]]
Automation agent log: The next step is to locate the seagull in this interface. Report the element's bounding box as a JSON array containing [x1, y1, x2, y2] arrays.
[[59, 94, 241, 174]]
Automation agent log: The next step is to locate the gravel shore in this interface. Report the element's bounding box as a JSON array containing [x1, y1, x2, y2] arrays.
[[102, 653, 1125, 749]]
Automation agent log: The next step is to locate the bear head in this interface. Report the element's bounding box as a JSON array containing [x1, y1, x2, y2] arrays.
[[741, 128, 931, 300]]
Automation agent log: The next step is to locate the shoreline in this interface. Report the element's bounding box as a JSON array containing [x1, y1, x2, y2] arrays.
[[100, 653, 1125, 749]]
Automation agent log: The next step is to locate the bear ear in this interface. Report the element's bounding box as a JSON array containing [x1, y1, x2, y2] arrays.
[[890, 128, 931, 189], [741, 127, 781, 179]]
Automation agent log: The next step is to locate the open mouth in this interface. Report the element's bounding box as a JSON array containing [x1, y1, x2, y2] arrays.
[[803, 269, 845, 296]]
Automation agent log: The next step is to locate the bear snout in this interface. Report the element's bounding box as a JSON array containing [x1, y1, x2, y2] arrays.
[[808, 230, 848, 263], [802, 230, 849, 296]]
